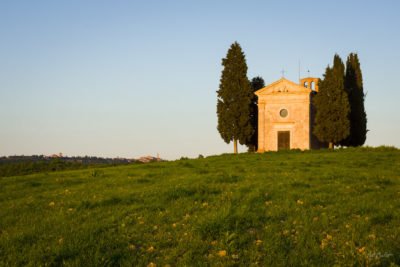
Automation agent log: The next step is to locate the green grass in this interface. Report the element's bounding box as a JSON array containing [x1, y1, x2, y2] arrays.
[[0, 147, 399, 266]]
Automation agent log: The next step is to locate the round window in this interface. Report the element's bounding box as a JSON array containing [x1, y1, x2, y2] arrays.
[[280, 109, 288, 118]]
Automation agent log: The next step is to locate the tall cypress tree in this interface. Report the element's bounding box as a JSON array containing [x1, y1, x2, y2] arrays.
[[246, 76, 265, 152], [217, 42, 253, 154], [313, 54, 350, 148], [340, 53, 367, 146]]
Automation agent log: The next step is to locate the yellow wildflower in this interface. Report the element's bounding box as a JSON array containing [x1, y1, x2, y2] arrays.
[[282, 230, 289, 236], [147, 262, 156, 267], [217, 250, 227, 257], [49, 202, 55, 207], [297, 200, 304, 205], [147, 246, 155, 252], [368, 234, 376, 240], [358, 247, 366, 254], [320, 239, 328, 250]]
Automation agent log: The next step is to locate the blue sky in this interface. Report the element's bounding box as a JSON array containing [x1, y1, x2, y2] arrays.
[[1, 0, 399, 159]]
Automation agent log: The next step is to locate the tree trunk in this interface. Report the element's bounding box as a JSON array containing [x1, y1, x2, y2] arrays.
[[234, 139, 238, 154], [329, 142, 334, 149]]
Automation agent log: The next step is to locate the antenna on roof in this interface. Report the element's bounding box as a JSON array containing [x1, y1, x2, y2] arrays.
[[298, 60, 301, 83]]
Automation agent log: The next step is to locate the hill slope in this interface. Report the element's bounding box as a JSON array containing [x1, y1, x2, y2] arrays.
[[0, 147, 399, 266]]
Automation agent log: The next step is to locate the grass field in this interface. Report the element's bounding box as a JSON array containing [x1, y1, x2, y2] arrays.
[[0, 147, 399, 266]]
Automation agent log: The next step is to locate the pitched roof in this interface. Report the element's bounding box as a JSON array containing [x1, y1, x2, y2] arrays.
[[255, 78, 311, 96]]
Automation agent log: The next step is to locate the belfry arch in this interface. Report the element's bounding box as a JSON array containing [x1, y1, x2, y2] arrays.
[[300, 77, 319, 92]]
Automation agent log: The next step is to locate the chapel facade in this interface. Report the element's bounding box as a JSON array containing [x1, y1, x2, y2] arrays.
[[255, 77, 327, 152]]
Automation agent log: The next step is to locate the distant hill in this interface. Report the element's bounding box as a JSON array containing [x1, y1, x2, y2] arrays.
[[0, 155, 137, 177], [0, 147, 399, 266]]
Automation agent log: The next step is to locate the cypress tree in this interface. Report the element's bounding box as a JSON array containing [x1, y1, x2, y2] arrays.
[[246, 76, 265, 152], [313, 54, 350, 148], [217, 42, 253, 154], [340, 53, 367, 146]]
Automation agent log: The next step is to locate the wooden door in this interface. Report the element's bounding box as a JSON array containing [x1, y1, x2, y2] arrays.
[[278, 131, 290, 150]]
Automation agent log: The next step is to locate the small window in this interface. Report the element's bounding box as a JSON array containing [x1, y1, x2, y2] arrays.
[[280, 109, 288, 118], [304, 81, 308, 88]]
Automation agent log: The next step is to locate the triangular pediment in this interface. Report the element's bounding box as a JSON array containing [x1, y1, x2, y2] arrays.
[[255, 78, 311, 96]]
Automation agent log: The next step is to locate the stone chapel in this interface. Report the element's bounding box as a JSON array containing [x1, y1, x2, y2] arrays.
[[255, 77, 328, 152]]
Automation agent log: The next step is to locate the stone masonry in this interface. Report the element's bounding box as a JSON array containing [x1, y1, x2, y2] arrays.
[[255, 77, 326, 152]]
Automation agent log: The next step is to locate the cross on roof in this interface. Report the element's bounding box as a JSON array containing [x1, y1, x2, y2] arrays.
[[281, 69, 285, 78]]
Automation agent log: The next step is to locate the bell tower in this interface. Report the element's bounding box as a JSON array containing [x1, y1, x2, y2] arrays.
[[300, 77, 319, 92]]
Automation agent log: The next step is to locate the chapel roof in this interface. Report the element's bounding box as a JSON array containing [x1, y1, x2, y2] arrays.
[[255, 77, 312, 96]]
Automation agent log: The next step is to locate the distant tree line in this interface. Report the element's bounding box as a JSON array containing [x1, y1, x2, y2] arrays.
[[0, 155, 136, 178], [216, 42, 367, 152]]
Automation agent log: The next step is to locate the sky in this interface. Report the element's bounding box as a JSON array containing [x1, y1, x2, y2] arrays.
[[1, 0, 399, 160]]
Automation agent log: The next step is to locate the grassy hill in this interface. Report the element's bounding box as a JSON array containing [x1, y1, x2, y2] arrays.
[[0, 147, 399, 266]]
